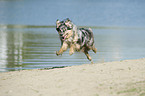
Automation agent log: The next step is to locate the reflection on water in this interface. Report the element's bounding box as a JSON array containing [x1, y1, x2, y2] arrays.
[[0, 27, 89, 72], [0, 26, 145, 72]]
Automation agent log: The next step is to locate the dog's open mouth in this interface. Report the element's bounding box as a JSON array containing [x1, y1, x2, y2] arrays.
[[61, 30, 72, 41], [62, 33, 68, 40]]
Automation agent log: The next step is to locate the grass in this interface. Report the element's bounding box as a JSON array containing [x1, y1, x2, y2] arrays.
[[117, 81, 145, 96], [117, 88, 137, 94]]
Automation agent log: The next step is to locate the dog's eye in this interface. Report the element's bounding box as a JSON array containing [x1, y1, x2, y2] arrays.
[[61, 37, 64, 39]]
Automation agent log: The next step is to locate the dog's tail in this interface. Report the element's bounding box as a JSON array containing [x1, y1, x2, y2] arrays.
[[88, 28, 94, 38]]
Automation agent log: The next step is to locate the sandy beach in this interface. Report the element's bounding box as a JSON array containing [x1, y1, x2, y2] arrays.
[[0, 58, 145, 96]]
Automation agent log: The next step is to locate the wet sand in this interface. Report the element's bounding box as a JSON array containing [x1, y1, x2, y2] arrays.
[[0, 58, 145, 96]]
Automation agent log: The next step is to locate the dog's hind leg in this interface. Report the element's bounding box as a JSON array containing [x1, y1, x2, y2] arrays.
[[84, 51, 92, 61], [56, 42, 68, 56], [92, 45, 97, 53]]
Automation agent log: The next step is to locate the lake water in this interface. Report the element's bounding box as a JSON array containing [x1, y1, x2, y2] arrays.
[[0, 0, 145, 72]]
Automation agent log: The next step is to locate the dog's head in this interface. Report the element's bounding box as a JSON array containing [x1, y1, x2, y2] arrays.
[[56, 18, 73, 41]]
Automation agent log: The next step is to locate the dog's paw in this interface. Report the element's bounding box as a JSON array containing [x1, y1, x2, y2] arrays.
[[91, 61, 94, 64], [69, 51, 74, 55], [56, 51, 59, 56], [93, 48, 97, 53], [87, 56, 92, 61]]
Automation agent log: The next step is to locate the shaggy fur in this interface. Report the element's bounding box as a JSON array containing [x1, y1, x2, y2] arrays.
[[56, 18, 97, 62]]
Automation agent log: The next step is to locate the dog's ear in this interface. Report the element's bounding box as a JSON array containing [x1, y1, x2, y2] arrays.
[[56, 19, 61, 28], [66, 18, 70, 22], [65, 18, 71, 23], [56, 19, 60, 24], [65, 18, 71, 26]]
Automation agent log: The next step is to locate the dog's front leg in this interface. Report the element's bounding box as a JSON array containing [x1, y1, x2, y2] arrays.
[[69, 44, 75, 55], [56, 42, 68, 56]]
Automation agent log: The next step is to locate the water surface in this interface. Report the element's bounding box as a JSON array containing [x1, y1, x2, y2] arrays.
[[0, 26, 145, 72], [0, 0, 145, 72]]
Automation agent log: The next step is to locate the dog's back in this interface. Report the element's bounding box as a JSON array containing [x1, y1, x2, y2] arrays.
[[77, 28, 94, 49]]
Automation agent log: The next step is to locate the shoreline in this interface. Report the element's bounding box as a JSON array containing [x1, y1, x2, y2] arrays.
[[0, 58, 145, 96]]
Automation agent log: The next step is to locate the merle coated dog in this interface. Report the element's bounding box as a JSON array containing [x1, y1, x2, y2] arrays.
[[56, 18, 97, 62]]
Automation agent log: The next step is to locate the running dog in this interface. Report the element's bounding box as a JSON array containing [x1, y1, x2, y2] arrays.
[[56, 18, 97, 62]]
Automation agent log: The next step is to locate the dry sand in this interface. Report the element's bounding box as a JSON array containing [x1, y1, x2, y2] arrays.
[[0, 58, 145, 96]]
